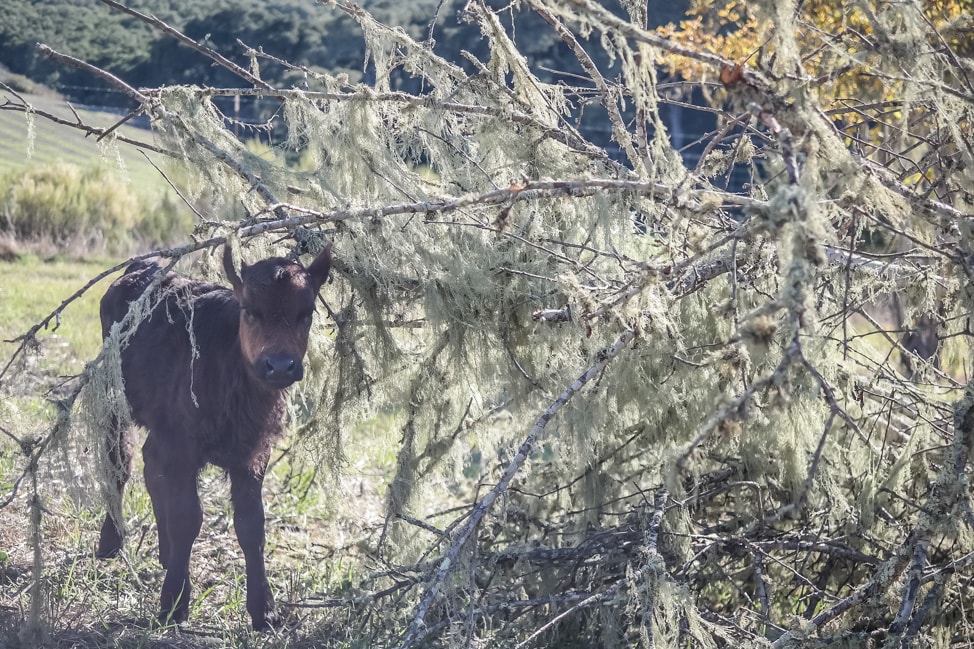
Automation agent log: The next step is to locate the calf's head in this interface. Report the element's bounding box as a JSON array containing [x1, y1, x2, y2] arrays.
[[223, 244, 332, 389]]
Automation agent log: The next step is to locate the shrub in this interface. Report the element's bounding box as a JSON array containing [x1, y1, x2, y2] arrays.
[[0, 162, 191, 254], [136, 191, 193, 250]]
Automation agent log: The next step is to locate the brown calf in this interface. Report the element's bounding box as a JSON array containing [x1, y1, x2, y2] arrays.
[[96, 245, 331, 629]]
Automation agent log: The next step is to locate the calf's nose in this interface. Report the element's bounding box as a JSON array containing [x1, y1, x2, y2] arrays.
[[261, 353, 302, 386]]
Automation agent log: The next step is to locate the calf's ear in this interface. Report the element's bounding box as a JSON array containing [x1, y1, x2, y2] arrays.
[[307, 242, 332, 292], [222, 245, 245, 295]]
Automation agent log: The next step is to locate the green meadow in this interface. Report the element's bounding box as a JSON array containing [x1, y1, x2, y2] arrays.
[[0, 91, 167, 188]]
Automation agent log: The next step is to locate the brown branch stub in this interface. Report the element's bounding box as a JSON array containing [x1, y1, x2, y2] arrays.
[[719, 62, 745, 87], [532, 307, 571, 323]]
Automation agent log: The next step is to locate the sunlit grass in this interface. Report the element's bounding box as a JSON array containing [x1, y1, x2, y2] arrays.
[[0, 92, 170, 193], [0, 255, 119, 377]]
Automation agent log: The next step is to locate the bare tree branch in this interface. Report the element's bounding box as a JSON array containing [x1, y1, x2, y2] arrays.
[[397, 329, 636, 649], [96, 0, 273, 90]]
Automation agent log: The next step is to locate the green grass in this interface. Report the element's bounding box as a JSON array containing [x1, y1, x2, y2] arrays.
[[0, 91, 171, 194], [0, 255, 118, 377]]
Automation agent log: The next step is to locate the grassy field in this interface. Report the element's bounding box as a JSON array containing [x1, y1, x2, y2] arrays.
[[0, 255, 115, 378], [0, 255, 396, 648], [0, 90, 169, 192]]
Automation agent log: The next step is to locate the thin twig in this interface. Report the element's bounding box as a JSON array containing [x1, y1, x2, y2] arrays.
[[138, 151, 209, 222], [526, 0, 642, 172], [96, 0, 272, 90], [95, 107, 143, 143]]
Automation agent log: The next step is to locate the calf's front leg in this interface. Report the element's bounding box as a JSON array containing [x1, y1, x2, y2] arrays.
[[230, 464, 278, 630]]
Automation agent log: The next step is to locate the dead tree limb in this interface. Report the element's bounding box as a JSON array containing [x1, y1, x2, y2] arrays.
[[396, 329, 637, 649]]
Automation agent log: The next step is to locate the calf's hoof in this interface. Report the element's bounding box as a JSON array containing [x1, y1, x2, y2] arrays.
[[156, 605, 189, 628], [158, 590, 191, 627], [251, 608, 281, 631], [95, 525, 123, 559], [95, 544, 120, 560]]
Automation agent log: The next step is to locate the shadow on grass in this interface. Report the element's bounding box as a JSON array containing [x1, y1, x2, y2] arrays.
[[0, 608, 274, 649]]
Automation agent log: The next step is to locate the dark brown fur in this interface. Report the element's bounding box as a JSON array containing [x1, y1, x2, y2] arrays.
[[96, 245, 331, 630]]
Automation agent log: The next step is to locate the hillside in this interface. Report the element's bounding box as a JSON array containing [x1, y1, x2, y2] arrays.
[[0, 0, 690, 109], [0, 0, 454, 109], [0, 91, 166, 189]]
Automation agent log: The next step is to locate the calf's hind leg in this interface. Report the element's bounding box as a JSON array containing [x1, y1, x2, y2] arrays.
[[142, 435, 173, 568], [96, 417, 134, 559], [151, 450, 203, 625]]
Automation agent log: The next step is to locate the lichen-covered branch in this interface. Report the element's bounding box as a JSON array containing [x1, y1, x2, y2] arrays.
[[397, 329, 635, 649]]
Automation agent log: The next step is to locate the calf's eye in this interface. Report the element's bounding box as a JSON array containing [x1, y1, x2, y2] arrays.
[[242, 308, 260, 324]]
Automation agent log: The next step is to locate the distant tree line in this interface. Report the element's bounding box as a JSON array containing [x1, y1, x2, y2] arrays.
[[1, 0, 694, 147], [2, 0, 396, 106]]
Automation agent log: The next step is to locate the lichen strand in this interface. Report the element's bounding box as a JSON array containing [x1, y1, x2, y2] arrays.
[[49, 279, 164, 518]]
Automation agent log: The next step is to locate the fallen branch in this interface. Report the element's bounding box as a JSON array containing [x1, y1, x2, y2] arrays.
[[396, 328, 636, 649], [515, 489, 669, 649]]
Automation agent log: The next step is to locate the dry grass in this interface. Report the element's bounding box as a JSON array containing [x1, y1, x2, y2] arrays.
[[0, 427, 397, 648]]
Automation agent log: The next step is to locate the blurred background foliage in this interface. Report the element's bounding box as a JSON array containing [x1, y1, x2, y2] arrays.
[[0, 0, 699, 256]]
